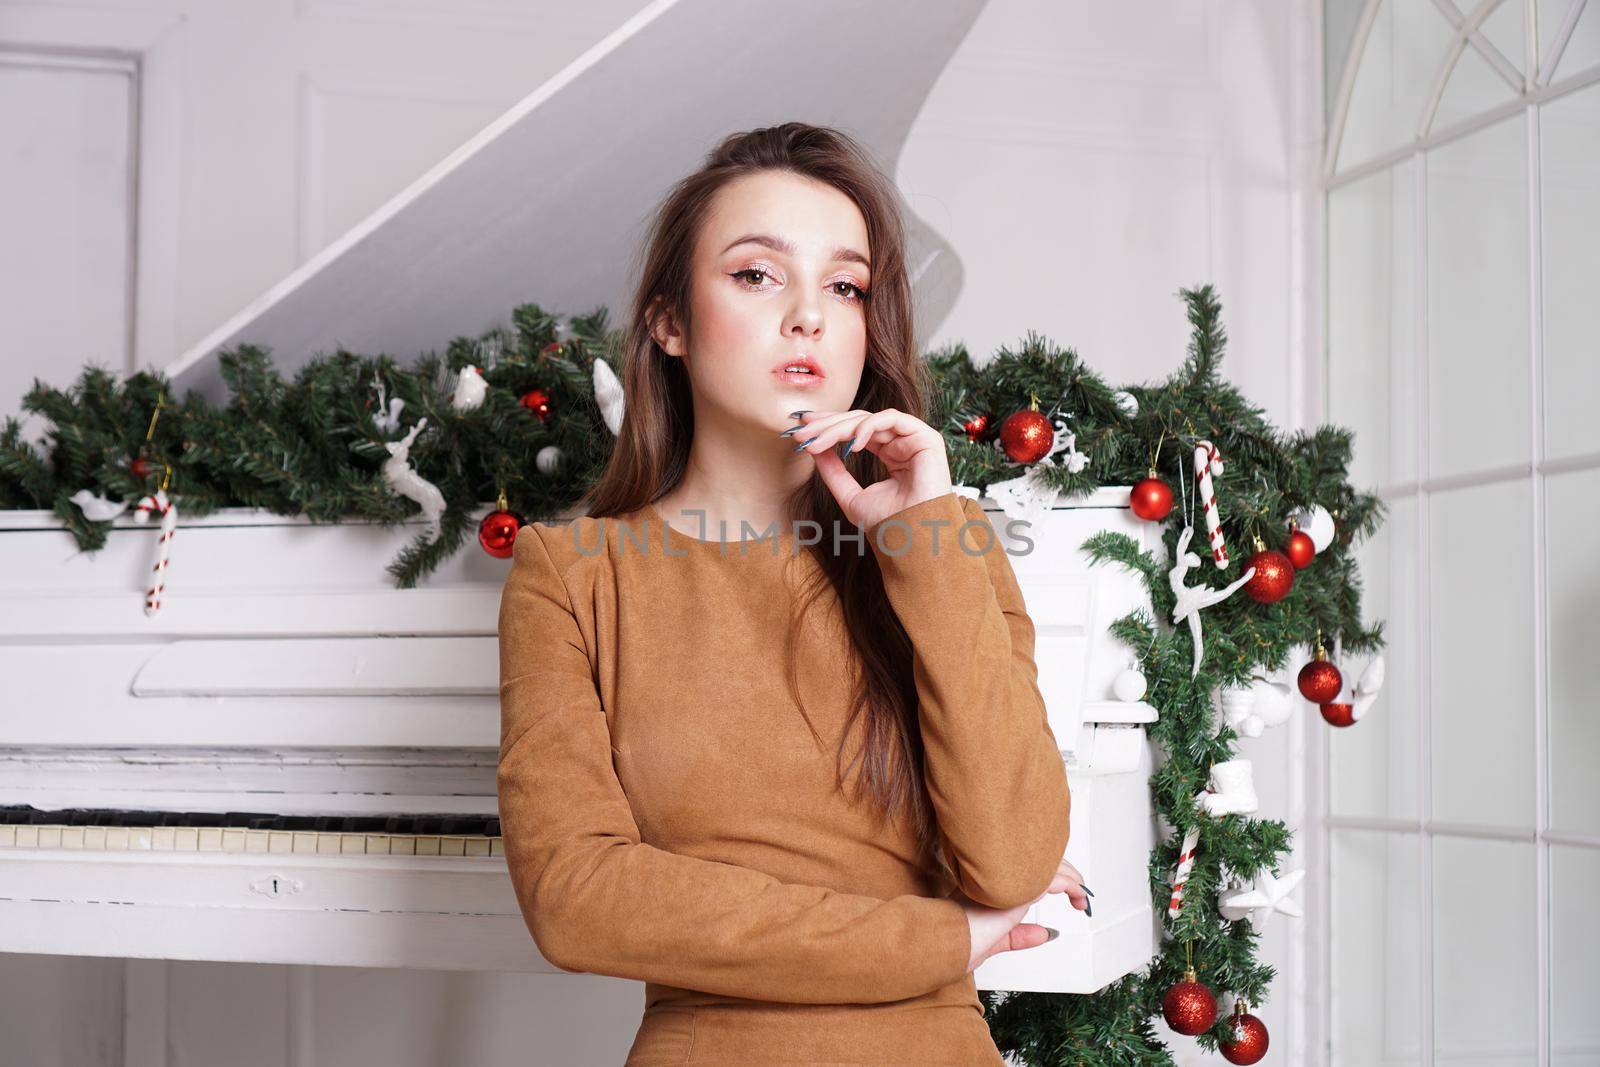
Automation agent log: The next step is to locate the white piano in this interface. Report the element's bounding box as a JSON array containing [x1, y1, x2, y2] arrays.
[[0, 0, 1161, 994]]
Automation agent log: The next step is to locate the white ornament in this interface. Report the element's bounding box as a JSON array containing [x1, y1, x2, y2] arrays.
[[1197, 757, 1259, 816], [950, 483, 982, 501], [1044, 417, 1090, 473], [132, 487, 178, 617], [371, 373, 405, 435], [1217, 685, 1265, 738], [382, 418, 446, 543], [1112, 390, 1139, 418], [1112, 667, 1148, 702], [535, 445, 564, 476], [1169, 525, 1257, 678], [450, 364, 487, 411], [1349, 654, 1387, 721], [1216, 673, 1294, 739], [1289, 504, 1336, 553], [983, 466, 1061, 527], [1218, 866, 1306, 923], [70, 489, 128, 521], [593, 357, 625, 435]]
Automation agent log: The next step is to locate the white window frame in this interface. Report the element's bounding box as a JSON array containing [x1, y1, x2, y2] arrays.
[[1320, 1, 1600, 1063]]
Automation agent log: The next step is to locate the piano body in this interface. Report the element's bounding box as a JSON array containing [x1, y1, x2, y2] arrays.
[[0, 0, 1160, 993]]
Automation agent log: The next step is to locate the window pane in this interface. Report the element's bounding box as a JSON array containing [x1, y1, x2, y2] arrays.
[[1433, 14, 1522, 135], [1426, 113, 1531, 481], [1537, 0, 1600, 80], [1340, 0, 1456, 171], [1551, 844, 1600, 1063], [1332, 829, 1422, 1066], [1539, 84, 1600, 461], [1328, 160, 1418, 491], [1433, 836, 1538, 1064], [1429, 480, 1534, 829], [1332, 494, 1419, 820], [1545, 466, 1600, 836]]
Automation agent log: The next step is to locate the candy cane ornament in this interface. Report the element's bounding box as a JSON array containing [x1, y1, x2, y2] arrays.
[[1167, 825, 1201, 919], [132, 487, 178, 616], [1194, 440, 1229, 569]]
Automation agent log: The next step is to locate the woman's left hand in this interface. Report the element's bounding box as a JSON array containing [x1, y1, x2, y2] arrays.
[[786, 407, 952, 530]]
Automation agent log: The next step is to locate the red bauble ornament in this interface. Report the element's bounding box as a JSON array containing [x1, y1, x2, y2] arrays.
[[1285, 529, 1315, 569], [962, 413, 990, 442], [520, 388, 553, 421], [1243, 546, 1295, 604], [131, 456, 153, 479], [998, 406, 1054, 464], [1298, 652, 1343, 703], [1129, 475, 1174, 521], [1161, 968, 1217, 1036], [1320, 701, 1356, 728], [1218, 1004, 1270, 1064], [478, 508, 525, 559]]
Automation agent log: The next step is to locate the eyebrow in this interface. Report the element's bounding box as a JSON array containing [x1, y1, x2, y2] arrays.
[[720, 232, 871, 270]]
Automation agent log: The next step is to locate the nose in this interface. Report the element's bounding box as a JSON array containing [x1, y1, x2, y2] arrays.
[[783, 291, 824, 338]]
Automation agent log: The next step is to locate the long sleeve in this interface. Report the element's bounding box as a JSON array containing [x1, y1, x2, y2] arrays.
[[865, 491, 1072, 911], [497, 522, 973, 1005]]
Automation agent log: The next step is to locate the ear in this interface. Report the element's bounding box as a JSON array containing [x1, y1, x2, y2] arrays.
[[647, 296, 687, 358]]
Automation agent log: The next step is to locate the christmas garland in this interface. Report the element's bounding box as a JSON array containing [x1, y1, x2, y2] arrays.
[[0, 285, 1385, 1063]]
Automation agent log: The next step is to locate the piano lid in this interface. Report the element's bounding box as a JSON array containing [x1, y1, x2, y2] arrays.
[[165, 0, 987, 404]]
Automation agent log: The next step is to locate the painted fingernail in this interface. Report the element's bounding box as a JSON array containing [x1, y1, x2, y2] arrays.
[[779, 425, 803, 437], [1084, 885, 1095, 897], [1085, 900, 1093, 918], [788, 409, 810, 419], [843, 436, 856, 455], [1043, 927, 1060, 941], [792, 439, 811, 452]]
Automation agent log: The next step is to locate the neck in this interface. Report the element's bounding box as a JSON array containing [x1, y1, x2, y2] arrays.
[[655, 412, 814, 538]]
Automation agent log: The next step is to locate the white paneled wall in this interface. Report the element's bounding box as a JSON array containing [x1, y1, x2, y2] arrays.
[[0, 1, 1318, 1064]]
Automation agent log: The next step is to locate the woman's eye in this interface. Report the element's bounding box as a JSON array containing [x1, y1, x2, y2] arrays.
[[834, 281, 868, 302], [732, 268, 769, 287]]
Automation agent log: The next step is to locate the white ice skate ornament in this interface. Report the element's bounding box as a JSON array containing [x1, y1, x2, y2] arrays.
[[370, 373, 405, 435], [1216, 674, 1294, 739], [593, 357, 625, 435], [70, 488, 129, 521], [1169, 525, 1257, 678], [382, 418, 446, 543], [1197, 757, 1259, 817], [1218, 866, 1305, 923], [450, 364, 487, 411]]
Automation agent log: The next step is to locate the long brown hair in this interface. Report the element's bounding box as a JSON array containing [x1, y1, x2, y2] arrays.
[[579, 122, 955, 892]]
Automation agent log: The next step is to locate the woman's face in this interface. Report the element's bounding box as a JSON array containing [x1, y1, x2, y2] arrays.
[[655, 169, 871, 434]]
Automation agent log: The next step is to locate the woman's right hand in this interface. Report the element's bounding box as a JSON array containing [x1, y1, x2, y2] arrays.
[[959, 855, 1092, 974]]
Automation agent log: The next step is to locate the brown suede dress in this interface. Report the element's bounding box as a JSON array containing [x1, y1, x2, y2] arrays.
[[497, 491, 1072, 1066]]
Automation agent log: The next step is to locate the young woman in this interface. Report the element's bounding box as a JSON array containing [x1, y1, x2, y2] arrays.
[[498, 122, 1091, 1066]]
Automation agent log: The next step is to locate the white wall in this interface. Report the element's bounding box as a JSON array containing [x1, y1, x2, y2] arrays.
[[0, 0, 1319, 1064]]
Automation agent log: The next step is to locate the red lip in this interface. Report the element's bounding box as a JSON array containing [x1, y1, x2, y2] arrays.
[[772, 354, 825, 378]]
